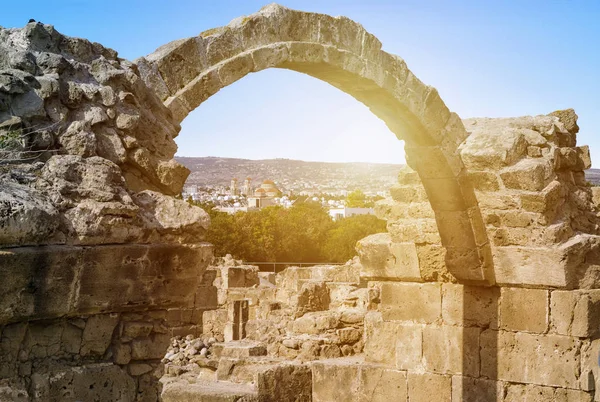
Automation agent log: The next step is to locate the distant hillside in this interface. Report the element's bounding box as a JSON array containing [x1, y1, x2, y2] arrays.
[[175, 156, 600, 191], [175, 156, 403, 194], [585, 169, 600, 185]]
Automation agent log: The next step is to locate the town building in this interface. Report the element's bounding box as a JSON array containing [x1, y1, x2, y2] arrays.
[[328, 207, 375, 221], [248, 179, 283, 208]]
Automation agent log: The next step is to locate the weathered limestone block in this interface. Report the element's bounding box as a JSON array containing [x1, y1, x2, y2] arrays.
[[80, 314, 119, 356], [294, 281, 330, 318], [130, 333, 170, 360], [394, 324, 424, 371], [75, 243, 212, 314], [357, 233, 421, 281], [61, 321, 83, 354], [481, 330, 581, 388], [220, 342, 267, 358], [550, 290, 600, 337], [363, 313, 394, 366], [112, 343, 131, 365], [499, 158, 554, 192], [504, 383, 592, 402], [359, 365, 407, 402], [256, 363, 312, 402], [492, 240, 576, 288], [0, 323, 27, 378], [132, 190, 210, 242], [122, 321, 154, 338], [312, 359, 407, 402], [202, 309, 227, 340], [416, 244, 456, 282], [28, 363, 136, 402], [378, 282, 442, 323], [312, 361, 360, 402], [442, 284, 498, 328], [422, 325, 480, 376], [407, 372, 451, 402], [276, 267, 313, 303], [397, 165, 421, 185], [387, 218, 441, 244], [221, 266, 259, 288], [143, 37, 206, 95], [290, 311, 340, 336], [24, 322, 63, 359], [0, 246, 79, 323], [309, 263, 360, 284], [0, 181, 61, 247], [451, 376, 504, 402], [580, 338, 600, 395], [520, 180, 564, 215], [363, 313, 424, 370], [500, 287, 549, 333], [465, 170, 501, 192], [390, 184, 428, 203], [459, 126, 527, 170]]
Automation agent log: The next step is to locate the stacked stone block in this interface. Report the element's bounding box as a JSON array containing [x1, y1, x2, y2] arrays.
[[356, 280, 600, 401], [0, 243, 212, 401]]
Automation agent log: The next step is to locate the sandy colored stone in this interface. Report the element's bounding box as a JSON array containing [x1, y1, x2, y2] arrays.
[[378, 282, 441, 323], [481, 330, 581, 388], [442, 284, 498, 328], [505, 383, 592, 402], [550, 290, 600, 337], [500, 287, 548, 333], [408, 372, 451, 402], [422, 325, 480, 376], [357, 233, 421, 280], [359, 366, 407, 402], [499, 158, 554, 192], [80, 314, 119, 356], [451, 376, 503, 402]]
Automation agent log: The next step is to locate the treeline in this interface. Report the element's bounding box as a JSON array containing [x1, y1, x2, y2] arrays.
[[194, 201, 386, 263]]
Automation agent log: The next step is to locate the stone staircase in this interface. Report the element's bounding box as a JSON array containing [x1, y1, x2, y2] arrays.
[[161, 340, 312, 402]]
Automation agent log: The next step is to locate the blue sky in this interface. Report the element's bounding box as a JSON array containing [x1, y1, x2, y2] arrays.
[[2, 1, 599, 165]]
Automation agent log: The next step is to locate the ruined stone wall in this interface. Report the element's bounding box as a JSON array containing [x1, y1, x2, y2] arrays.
[[347, 111, 600, 401], [0, 243, 212, 401], [0, 20, 219, 402]]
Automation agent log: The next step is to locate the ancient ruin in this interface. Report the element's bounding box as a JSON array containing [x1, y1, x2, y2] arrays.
[[1, 3, 600, 401]]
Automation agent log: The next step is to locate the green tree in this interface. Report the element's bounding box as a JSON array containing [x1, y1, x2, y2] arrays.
[[276, 202, 334, 263], [346, 189, 367, 207], [323, 214, 387, 262]]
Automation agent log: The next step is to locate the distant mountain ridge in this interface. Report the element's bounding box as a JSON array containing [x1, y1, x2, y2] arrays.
[[585, 168, 600, 185], [175, 156, 600, 190], [175, 156, 403, 193]]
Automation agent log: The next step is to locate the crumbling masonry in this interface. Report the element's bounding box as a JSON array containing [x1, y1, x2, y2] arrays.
[[1, 3, 600, 401]]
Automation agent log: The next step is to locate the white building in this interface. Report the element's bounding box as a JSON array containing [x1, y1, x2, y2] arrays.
[[328, 207, 375, 221]]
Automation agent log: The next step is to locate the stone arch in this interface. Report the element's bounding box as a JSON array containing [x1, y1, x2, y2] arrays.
[[137, 4, 492, 283]]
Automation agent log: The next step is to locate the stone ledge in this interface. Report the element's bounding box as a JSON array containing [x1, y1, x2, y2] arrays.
[[0, 243, 213, 324]]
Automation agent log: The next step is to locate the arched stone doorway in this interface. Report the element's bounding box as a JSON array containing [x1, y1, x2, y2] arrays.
[[136, 3, 493, 284]]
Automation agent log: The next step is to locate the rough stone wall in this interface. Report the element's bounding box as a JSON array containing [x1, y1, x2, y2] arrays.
[[0, 21, 187, 196], [0, 21, 215, 401], [371, 110, 600, 288], [195, 259, 367, 362], [0, 243, 212, 401], [351, 111, 600, 401]]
